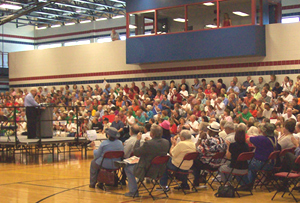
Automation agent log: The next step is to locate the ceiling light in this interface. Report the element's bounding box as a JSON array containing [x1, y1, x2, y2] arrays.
[[173, 18, 186, 23], [36, 26, 47, 30], [205, 24, 217, 28], [112, 15, 124, 19], [65, 22, 75, 26], [0, 4, 22, 10], [96, 18, 107, 21], [203, 2, 215, 6], [129, 24, 137, 29], [233, 11, 249, 17], [282, 17, 299, 24], [80, 20, 91, 24], [51, 24, 61, 28]]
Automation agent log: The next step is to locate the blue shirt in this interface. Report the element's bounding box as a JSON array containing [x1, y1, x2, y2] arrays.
[[227, 86, 240, 93], [24, 93, 39, 107], [136, 114, 146, 126], [146, 111, 153, 122], [93, 139, 124, 167], [223, 98, 229, 106]]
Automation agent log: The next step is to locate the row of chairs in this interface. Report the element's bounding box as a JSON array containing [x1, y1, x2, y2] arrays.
[[96, 147, 300, 201]]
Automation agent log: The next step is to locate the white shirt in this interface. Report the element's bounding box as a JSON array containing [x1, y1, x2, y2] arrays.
[[182, 103, 191, 112], [180, 90, 189, 98], [262, 108, 273, 119], [216, 102, 225, 116], [283, 113, 297, 121], [126, 116, 136, 127], [140, 131, 151, 146], [247, 86, 256, 95], [282, 94, 293, 103], [189, 120, 199, 135]]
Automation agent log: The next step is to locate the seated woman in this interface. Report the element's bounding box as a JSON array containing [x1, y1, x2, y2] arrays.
[[278, 119, 296, 149], [89, 127, 124, 189], [219, 126, 249, 185], [240, 123, 281, 191]]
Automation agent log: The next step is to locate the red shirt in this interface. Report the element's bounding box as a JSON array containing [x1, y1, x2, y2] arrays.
[[170, 93, 182, 104], [249, 109, 257, 118]]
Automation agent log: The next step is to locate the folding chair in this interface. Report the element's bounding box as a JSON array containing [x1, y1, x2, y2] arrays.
[[167, 152, 200, 194], [222, 152, 255, 198], [272, 156, 300, 202], [202, 151, 226, 190], [133, 156, 170, 200], [97, 151, 124, 191], [254, 150, 280, 192]]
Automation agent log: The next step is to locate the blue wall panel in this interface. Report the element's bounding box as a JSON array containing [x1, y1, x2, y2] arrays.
[[127, 0, 206, 13], [126, 26, 266, 64]]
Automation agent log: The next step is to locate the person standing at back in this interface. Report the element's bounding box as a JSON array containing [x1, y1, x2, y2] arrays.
[[111, 29, 120, 41]]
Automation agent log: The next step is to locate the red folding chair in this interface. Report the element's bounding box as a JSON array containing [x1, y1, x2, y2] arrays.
[[202, 151, 226, 190], [254, 150, 280, 192], [133, 156, 170, 200], [167, 152, 200, 194], [97, 151, 124, 190], [272, 156, 300, 202], [222, 152, 255, 197]]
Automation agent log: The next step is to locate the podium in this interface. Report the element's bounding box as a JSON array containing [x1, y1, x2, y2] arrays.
[[37, 106, 53, 138]]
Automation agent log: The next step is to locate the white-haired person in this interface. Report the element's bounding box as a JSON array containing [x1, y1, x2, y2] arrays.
[[159, 130, 197, 191], [145, 105, 153, 122]]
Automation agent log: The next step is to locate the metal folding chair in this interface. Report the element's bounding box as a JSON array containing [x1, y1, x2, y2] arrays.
[[133, 155, 170, 200], [254, 150, 280, 192], [202, 151, 226, 190], [272, 156, 300, 202], [222, 152, 255, 198], [167, 152, 200, 194], [97, 151, 124, 190]]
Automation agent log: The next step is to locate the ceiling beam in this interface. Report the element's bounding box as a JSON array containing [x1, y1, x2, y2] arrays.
[[0, 0, 58, 26], [73, 0, 125, 11]]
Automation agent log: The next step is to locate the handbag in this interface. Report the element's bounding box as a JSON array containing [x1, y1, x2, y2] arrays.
[[97, 169, 115, 185], [215, 185, 235, 198]]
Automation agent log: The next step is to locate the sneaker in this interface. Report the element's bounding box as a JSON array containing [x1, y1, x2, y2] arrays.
[[124, 192, 139, 197], [195, 185, 208, 189], [156, 186, 170, 192]]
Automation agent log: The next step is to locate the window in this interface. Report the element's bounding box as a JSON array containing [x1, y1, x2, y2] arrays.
[[129, 11, 155, 37], [0, 52, 8, 68], [157, 7, 185, 34], [219, 0, 252, 27], [65, 40, 90, 46], [97, 37, 112, 43], [38, 43, 62, 50], [188, 3, 218, 30], [282, 17, 300, 24]]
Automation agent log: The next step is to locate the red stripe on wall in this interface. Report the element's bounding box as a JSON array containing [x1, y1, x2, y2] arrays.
[[282, 4, 300, 10], [9, 59, 300, 82], [0, 34, 34, 40]]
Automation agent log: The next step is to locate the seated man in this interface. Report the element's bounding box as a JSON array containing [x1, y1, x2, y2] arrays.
[[159, 130, 197, 190], [89, 127, 124, 189], [124, 124, 169, 197]]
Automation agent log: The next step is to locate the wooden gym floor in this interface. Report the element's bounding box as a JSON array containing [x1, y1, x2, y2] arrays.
[[0, 151, 297, 203]]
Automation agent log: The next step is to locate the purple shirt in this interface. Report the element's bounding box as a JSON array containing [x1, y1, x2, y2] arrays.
[[250, 136, 279, 161]]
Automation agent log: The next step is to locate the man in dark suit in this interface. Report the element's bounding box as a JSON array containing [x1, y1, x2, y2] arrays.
[[124, 124, 169, 197]]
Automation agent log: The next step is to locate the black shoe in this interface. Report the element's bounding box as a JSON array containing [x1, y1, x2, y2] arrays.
[[174, 185, 190, 190], [89, 185, 95, 188], [120, 180, 127, 186], [97, 183, 104, 190]]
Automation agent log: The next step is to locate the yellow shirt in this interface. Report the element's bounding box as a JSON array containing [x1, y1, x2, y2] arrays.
[[171, 139, 196, 170]]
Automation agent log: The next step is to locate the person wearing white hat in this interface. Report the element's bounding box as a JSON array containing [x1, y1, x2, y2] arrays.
[[192, 121, 227, 187], [41, 86, 48, 97]]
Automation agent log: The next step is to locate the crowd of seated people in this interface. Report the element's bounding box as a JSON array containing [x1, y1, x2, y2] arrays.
[[2, 74, 300, 195]]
